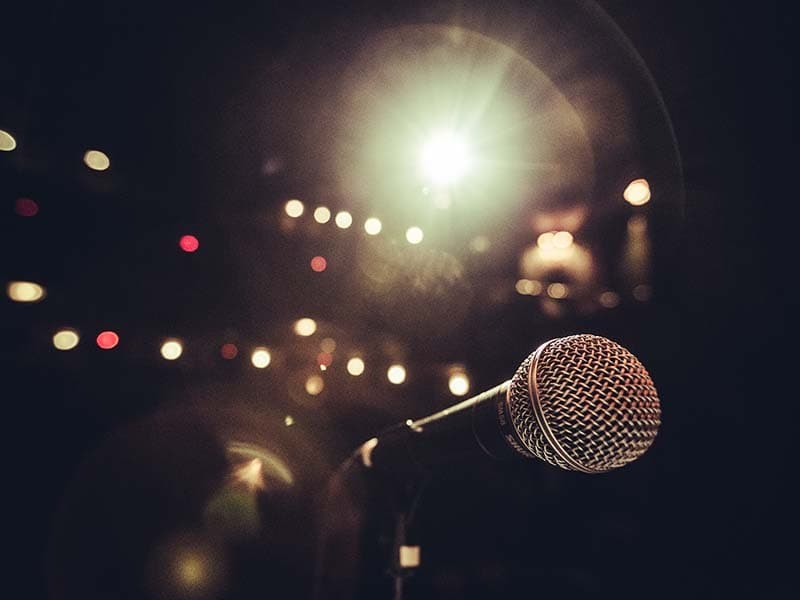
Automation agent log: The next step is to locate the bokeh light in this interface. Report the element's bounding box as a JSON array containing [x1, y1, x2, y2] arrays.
[[96, 331, 119, 350], [552, 231, 574, 249], [7, 280, 45, 302], [160, 339, 183, 360], [0, 129, 16, 151], [305, 374, 324, 396], [15, 198, 39, 217], [313, 206, 331, 223], [250, 347, 271, 368], [310, 256, 327, 272], [405, 226, 424, 244], [624, 178, 652, 206], [335, 211, 353, 229], [179, 234, 200, 253], [320, 337, 336, 353], [448, 371, 470, 396], [599, 290, 621, 308], [387, 364, 407, 385], [633, 283, 652, 301], [284, 415, 295, 427], [83, 149, 110, 171], [419, 130, 471, 186], [515, 279, 543, 296], [547, 282, 569, 299], [220, 343, 238, 359], [53, 329, 80, 351], [346, 357, 365, 376], [364, 217, 382, 235], [293, 318, 317, 336], [317, 352, 333, 369], [285, 199, 304, 218]]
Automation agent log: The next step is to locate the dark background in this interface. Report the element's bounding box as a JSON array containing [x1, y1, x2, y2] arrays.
[[2, 1, 793, 599]]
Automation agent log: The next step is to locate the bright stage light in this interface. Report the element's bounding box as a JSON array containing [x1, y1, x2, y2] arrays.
[[335, 211, 353, 229], [405, 226, 424, 244], [387, 364, 406, 385], [160, 339, 183, 360], [364, 217, 382, 235], [419, 130, 471, 186], [83, 149, 110, 171], [285, 199, 304, 218], [251, 347, 271, 368], [53, 329, 80, 351]]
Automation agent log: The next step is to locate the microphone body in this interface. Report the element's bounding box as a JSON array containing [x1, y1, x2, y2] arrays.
[[356, 334, 661, 476]]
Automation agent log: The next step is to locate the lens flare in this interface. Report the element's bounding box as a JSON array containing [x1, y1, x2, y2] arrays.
[[419, 130, 471, 186]]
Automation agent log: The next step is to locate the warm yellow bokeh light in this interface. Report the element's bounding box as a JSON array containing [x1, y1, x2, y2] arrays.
[[547, 282, 569, 299], [346, 357, 365, 376], [364, 217, 382, 235], [515, 279, 543, 296], [176, 554, 206, 588], [335, 211, 353, 229], [284, 415, 295, 427], [448, 372, 470, 396], [53, 329, 80, 351], [313, 206, 331, 224], [7, 281, 45, 302], [537, 231, 555, 250], [387, 364, 407, 385], [552, 231, 574, 249], [251, 347, 272, 368], [0, 129, 17, 151], [624, 178, 652, 206], [305, 375, 324, 396], [83, 149, 110, 171], [285, 199, 304, 218], [160, 339, 183, 360], [294, 318, 317, 337], [419, 130, 471, 186], [405, 226, 424, 244]]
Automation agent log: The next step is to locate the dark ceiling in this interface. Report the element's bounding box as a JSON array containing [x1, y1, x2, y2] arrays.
[[2, 1, 792, 599]]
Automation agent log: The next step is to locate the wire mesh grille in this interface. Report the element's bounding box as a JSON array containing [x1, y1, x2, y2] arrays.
[[508, 335, 661, 472]]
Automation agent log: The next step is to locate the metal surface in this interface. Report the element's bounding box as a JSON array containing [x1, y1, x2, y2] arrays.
[[507, 334, 661, 472]]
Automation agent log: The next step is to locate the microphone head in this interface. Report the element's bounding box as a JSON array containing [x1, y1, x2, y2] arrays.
[[507, 334, 661, 473]]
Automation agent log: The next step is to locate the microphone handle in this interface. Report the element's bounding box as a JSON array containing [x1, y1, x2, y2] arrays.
[[362, 380, 525, 476]]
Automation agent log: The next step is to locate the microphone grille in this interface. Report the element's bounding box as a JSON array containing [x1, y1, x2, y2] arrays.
[[507, 334, 661, 473]]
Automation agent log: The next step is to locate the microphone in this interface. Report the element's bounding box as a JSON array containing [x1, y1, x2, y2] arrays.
[[356, 334, 661, 475]]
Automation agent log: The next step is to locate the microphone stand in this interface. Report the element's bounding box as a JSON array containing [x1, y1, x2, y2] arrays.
[[313, 450, 430, 600]]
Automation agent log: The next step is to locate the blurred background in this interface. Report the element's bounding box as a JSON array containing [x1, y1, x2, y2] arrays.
[[1, 1, 792, 599]]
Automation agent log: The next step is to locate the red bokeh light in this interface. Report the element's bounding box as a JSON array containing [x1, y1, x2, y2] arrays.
[[310, 256, 327, 272], [221, 343, 238, 360], [179, 235, 200, 252], [96, 331, 119, 350], [15, 198, 39, 217], [317, 352, 333, 367]]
